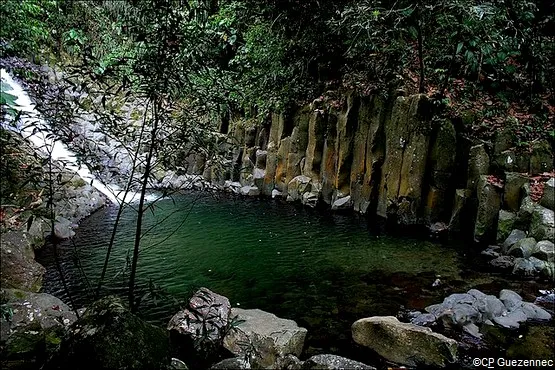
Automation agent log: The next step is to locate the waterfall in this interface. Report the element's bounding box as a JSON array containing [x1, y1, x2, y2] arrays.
[[1, 68, 151, 204]]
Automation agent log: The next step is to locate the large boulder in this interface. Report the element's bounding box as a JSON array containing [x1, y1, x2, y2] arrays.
[[1, 289, 77, 368], [529, 205, 554, 241], [46, 296, 170, 369], [507, 237, 537, 258], [168, 288, 232, 367], [531, 240, 555, 262], [301, 354, 375, 370], [223, 308, 307, 369], [352, 316, 458, 368], [168, 288, 231, 343], [0, 231, 45, 292], [502, 229, 527, 254]]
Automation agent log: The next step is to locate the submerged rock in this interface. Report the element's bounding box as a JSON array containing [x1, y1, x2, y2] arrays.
[[352, 316, 458, 368], [223, 308, 307, 369]]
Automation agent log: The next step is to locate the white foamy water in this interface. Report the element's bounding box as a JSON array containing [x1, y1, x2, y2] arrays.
[[1, 68, 156, 204]]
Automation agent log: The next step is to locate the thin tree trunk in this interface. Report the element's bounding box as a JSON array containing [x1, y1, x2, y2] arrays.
[[128, 98, 159, 313], [95, 103, 149, 299]]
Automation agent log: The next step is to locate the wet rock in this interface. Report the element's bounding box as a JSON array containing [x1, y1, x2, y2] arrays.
[[507, 237, 537, 258], [534, 291, 555, 312], [462, 323, 482, 338], [223, 308, 307, 369], [168, 288, 231, 343], [275, 354, 303, 370], [302, 354, 375, 370], [502, 229, 527, 254], [352, 316, 458, 368], [531, 240, 554, 262], [47, 296, 170, 369], [529, 205, 554, 241]]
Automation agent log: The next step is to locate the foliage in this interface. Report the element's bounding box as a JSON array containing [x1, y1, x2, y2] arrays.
[[0, 0, 61, 59]]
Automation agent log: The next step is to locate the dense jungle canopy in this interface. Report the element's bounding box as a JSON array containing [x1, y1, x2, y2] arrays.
[[1, 0, 554, 145]]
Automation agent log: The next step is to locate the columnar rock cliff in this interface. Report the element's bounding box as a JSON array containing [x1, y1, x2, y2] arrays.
[[182, 92, 554, 245]]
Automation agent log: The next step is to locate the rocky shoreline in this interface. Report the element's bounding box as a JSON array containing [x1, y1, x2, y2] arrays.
[[2, 285, 553, 369]]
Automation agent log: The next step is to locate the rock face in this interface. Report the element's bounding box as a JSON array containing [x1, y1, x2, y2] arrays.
[[352, 316, 458, 368], [47, 296, 170, 369], [223, 308, 307, 369], [178, 90, 554, 243]]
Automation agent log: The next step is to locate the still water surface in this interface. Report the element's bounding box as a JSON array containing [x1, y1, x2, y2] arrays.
[[36, 192, 542, 360]]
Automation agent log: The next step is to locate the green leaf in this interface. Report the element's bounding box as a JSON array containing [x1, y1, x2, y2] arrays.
[[456, 42, 464, 55]]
